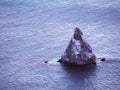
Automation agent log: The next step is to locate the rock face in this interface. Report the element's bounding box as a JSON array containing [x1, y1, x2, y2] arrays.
[[59, 27, 96, 65]]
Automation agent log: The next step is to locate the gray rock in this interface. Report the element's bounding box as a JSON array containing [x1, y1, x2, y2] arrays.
[[59, 27, 96, 65]]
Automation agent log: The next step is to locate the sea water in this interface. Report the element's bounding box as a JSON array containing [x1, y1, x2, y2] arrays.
[[0, 0, 120, 90]]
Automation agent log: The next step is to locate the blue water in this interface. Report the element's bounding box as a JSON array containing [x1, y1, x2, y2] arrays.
[[0, 0, 120, 90]]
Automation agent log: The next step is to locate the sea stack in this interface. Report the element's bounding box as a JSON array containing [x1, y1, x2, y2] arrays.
[[59, 27, 96, 65]]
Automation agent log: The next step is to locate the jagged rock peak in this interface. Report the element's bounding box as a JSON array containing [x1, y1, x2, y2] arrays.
[[59, 27, 96, 65], [74, 27, 83, 40]]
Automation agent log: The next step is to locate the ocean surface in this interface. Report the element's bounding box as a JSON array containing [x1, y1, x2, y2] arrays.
[[0, 0, 120, 90]]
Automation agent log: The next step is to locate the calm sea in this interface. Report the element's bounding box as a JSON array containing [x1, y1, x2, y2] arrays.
[[0, 0, 120, 90]]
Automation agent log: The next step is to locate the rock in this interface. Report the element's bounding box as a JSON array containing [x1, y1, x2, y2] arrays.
[[101, 58, 106, 61], [45, 61, 48, 63], [59, 27, 96, 65]]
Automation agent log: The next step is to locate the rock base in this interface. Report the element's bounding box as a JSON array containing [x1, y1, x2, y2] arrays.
[[58, 58, 96, 66]]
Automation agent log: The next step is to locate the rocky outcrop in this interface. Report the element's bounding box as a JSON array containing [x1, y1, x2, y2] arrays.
[[59, 27, 96, 65]]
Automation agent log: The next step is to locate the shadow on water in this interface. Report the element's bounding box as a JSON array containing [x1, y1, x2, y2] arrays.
[[61, 63, 97, 78], [59, 63, 97, 90]]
